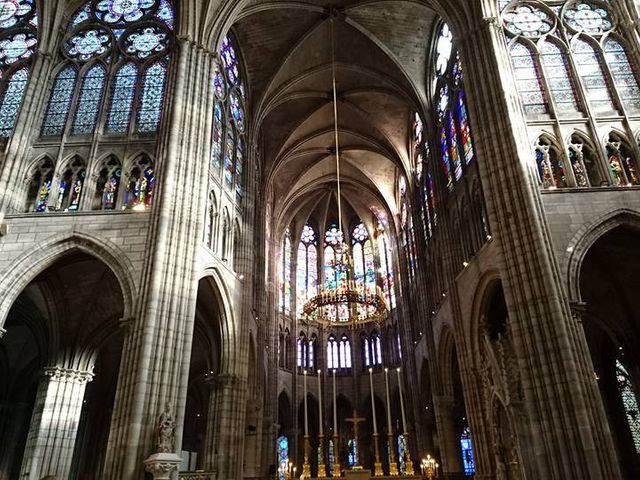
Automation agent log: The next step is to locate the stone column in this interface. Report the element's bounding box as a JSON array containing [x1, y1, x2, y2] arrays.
[[433, 396, 462, 475], [101, 40, 215, 478], [455, 9, 621, 479], [19, 367, 94, 480], [202, 374, 248, 479]]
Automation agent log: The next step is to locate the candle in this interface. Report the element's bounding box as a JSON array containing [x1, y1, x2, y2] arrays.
[[318, 369, 323, 435], [384, 368, 392, 434], [304, 370, 309, 435], [397, 367, 407, 433], [333, 368, 337, 434], [369, 368, 377, 434]]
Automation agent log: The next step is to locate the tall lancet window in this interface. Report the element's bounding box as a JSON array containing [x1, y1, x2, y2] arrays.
[[280, 228, 292, 315], [211, 35, 247, 202], [376, 223, 396, 310], [0, 0, 38, 137], [42, 0, 174, 137], [296, 225, 318, 317], [432, 22, 477, 193], [616, 360, 640, 453]]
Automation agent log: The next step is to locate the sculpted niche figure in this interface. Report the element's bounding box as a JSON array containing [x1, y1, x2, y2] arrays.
[[157, 402, 176, 453]]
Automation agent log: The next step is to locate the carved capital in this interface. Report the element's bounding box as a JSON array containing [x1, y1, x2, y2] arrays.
[[144, 453, 182, 480], [44, 366, 94, 384]]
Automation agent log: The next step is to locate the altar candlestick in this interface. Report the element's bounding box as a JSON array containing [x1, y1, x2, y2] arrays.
[[332, 368, 337, 432], [397, 368, 407, 433], [304, 370, 309, 435], [384, 368, 392, 432], [318, 369, 323, 435], [369, 368, 377, 434]]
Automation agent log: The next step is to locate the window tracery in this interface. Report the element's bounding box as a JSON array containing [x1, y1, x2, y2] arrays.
[[210, 34, 247, 202], [280, 228, 292, 315], [0, 0, 37, 137], [42, 0, 174, 137], [94, 156, 122, 210], [616, 360, 640, 453], [296, 225, 318, 317]]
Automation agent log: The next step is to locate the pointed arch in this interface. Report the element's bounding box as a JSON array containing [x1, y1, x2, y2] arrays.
[[508, 39, 547, 115], [603, 35, 640, 113], [571, 36, 614, 113], [539, 39, 580, 113]]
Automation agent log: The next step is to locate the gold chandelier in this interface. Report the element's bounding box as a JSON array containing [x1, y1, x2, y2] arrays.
[[301, 18, 387, 328]]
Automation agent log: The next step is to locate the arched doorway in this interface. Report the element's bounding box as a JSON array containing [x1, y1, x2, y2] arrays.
[[0, 251, 126, 479], [182, 277, 223, 471], [580, 225, 640, 479]]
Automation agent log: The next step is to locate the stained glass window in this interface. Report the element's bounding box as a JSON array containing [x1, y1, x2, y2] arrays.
[[398, 434, 407, 474], [277, 435, 289, 480], [348, 439, 357, 467], [0, 0, 37, 137], [296, 225, 318, 316], [377, 232, 396, 310], [46, 0, 174, 137], [96, 159, 121, 210], [106, 62, 137, 133], [340, 334, 352, 369], [0, 67, 28, 136], [606, 133, 639, 186], [616, 360, 640, 453], [235, 137, 244, 199], [539, 41, 580, 113], [281, 230, 292, 314], [72, 64, 106, 135], [603, 38, 640, 113], [42, 66, 77, 136], [124, 159, 155, 209], [212, 101, 224, 171], [535, 136, 566, 189], [433, 24, 476, 192], [224, 130, 235, 188], [563, 2, 612, 35], [503, 4, 553, 37], [572, 38, 614, 113], [297, 334, 307, 368], [509, 41, 547, 114], [137, 60, 167, 133], [460, 427, 475, 475], [327, 335, 338, 370], [456, 91, 474, 164]]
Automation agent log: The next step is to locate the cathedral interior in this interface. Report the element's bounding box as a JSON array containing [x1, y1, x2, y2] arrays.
[[1, 0, 640, 479]]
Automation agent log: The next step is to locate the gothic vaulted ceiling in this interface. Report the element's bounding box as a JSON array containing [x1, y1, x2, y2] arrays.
[[231, 0, 441, 232]]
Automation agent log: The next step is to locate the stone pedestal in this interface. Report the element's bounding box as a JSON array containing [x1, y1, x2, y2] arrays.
[[144, 452, 183, 480]]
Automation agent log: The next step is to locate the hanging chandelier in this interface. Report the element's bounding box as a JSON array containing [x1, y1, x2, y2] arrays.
[[301, 18, 387, 328]]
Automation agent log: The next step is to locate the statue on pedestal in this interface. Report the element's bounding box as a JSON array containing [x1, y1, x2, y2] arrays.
[[157, 402, 176, 453]]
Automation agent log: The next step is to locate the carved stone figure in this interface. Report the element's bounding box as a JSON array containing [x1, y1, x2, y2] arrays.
[[157, 402, 175, 453]]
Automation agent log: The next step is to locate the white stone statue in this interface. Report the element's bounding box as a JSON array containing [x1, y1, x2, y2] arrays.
[[157, 402, 175, 453]]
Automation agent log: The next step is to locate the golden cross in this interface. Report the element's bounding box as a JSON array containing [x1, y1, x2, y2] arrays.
[[345, 410, 367, 469]]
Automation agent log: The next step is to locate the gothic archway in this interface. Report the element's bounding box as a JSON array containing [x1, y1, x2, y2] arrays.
[[0, 251, 126, 479], [580, 224, 640, 479]]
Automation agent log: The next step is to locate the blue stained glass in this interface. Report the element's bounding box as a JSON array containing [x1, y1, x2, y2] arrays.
[[223, 130, 234, 187], [460, 428, 475, 475], [155, 0, 174, 29], [96, 0, 155, 25], [0, 67, 28, 137], [440, 127, 453, 190], [136, 61, 167, 133], [106, 62, 137, 133], [604, 38, 640, 113], [398, 434, 407, 474], [72, 64, 106, 134], [214, 64, 225, 99], [221, 36, 240, 85], [42, 66, 77, 136], [123, 25, 169, 59], [68, 4, 90, 29], [0, 31, 37, 67], [212, 101, 223, 170], [0, 0, 35, 29], [230, 90, 245, 132], [64, 28, 111, 61], [348, 439, 357, 467], [277, 436, 288, 480]]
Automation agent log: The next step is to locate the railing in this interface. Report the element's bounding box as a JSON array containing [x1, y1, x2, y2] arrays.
[[178, 471, 215, 480]]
